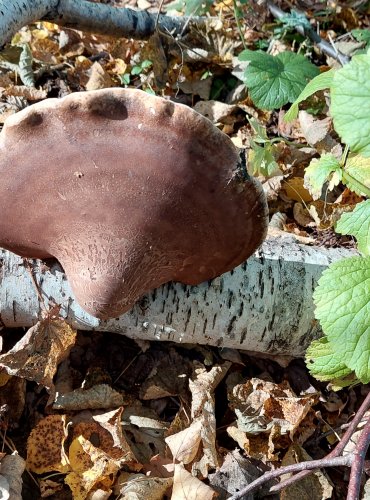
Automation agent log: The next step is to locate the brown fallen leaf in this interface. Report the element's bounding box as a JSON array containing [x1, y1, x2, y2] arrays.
[[171, 464, 217, 500], [189, 361, 231, 475], [65, 435, 121, 500], [86, 62, 114, 91], [27, 414, 70, 474], [53, 383, 124, 411], [114, 472, 173, 499], [0, 318, 76, 390], [165, 420, 203, 464], [280, 444, 333, 500], [4, 85, 47, 101]]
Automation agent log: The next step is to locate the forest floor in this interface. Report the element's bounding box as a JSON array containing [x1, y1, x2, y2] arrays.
[[0, 0, 369, 498]]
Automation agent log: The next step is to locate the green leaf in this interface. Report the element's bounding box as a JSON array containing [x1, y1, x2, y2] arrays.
[[248, 140, 280, 177], [304, 153, 342, 200], [336, 200, 370, 256], [313, 256, 370, 383], [306, 337, 353, 382], [352, 29, 370, 46], [239, 50, 319, 110], [331, 53, 370, 156], [285, 69, 335, 122], [343, 154, 370, 197], [119, 73, 130, 85]]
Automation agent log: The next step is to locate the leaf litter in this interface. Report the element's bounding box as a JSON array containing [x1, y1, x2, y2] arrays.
[[0, 0, 369, 498]]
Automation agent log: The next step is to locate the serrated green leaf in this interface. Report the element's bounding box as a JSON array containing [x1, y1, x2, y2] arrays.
[[331, 53, 370, 156], [285, 69, 335, 122], [313, 256, 370, 383], [336, 200, 370, 256], [304, 153, 342, 200], [240, 50, 319, 110], [306, 337, 353, 381], [343, 154, 370, 197]]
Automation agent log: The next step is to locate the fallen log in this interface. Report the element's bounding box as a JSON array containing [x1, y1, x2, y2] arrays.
[[0, 236, 356, 356]]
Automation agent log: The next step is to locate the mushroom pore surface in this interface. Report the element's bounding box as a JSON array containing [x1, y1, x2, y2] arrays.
[[0, 88, 268, 318]]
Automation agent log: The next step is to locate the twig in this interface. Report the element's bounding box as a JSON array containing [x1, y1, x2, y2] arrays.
[[266, 0, 350, 65], [229, 455, 352, 498], [347, 417, 370, 500], [230, 390, 370, 499]]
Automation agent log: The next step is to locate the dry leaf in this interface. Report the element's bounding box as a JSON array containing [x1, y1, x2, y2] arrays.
[[65, 435, 120, 500], [189, 362, 231, 475], [39, 479, 64, 498], [0, 318, 76, 390], [280, 444, 333, 500], [165, 420, 202, 464], [193, 100, 238, 124], [282, 177, 313, 203], [171, 464, 217, 500], [71, 408, 139, 466], [27, 414, 70, 474], [53, 383, 123, 410], [114, 472, 172, 499], [86, 62, 114, 91]]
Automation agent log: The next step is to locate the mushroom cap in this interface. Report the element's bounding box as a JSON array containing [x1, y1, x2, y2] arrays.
[[0, 88, 268, 318]]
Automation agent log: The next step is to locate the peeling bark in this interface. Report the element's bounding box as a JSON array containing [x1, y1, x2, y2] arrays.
[[0, 0, 201, 48], [0, 238, 356, 356]]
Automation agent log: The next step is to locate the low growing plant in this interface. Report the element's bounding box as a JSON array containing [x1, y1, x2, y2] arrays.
[[285, 51, 370, 387]]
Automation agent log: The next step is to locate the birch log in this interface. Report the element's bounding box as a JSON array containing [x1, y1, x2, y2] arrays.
[[0, 0, 200, 48], [0, 237, 356, 356]]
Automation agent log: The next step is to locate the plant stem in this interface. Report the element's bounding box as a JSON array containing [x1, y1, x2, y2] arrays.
[[232, 0, 247, 50]]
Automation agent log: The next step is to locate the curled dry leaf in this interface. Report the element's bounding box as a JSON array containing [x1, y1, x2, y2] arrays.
[[85, 62, 115, 91], [71, 408, 139, 466], [165, 419, 203, 464], [0, 318, 76, 390], [65, 435, 121, 500], [27, 414, 70, 474], [171, 464, 217, 500], [189, 362, 231, 475], [227, 377, 317, 461], [0, 453, 25, 500], [114, 472, 173, 500], [53, 383, 124, 411]]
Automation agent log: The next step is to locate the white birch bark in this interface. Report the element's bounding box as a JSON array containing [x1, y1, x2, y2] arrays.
[[0, 237, 356, 356], [0, 0, 198, 48]]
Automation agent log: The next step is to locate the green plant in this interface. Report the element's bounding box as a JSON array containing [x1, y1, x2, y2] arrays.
[[239, 49, 319, 110], [285, 51, 370, 387], [119, 59, 152, 86], [247, 117, 281, 176]]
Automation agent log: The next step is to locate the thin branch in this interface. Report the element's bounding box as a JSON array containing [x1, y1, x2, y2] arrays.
[[266, 0, 350, 65], [347, 417, 370, 500], [270, 390, 370, 493], [229, 455, 352, 499]]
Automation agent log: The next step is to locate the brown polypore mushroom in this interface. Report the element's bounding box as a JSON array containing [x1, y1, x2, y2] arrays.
[[0, 88, 268, 319]]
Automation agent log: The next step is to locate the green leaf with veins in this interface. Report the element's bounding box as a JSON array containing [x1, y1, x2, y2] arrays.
[[343, 154, 370, 197], [248, 140, 280, 177], [336, 200, 370, 256], [239, 50, 319, 110], [304, 153, 342, 200], [285, 69, 335, 122], [306, 337, 353, 383], [313, 256, 370, 383], [331, 53, 370, 156]]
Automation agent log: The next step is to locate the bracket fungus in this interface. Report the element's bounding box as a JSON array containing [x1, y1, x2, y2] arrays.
[[0, 88, 268, 319]]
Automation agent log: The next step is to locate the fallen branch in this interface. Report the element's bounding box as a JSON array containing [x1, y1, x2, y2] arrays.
[[230, 390, 370, 499], [0, 0, 204, 48], [0, 236, 356, 356]]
